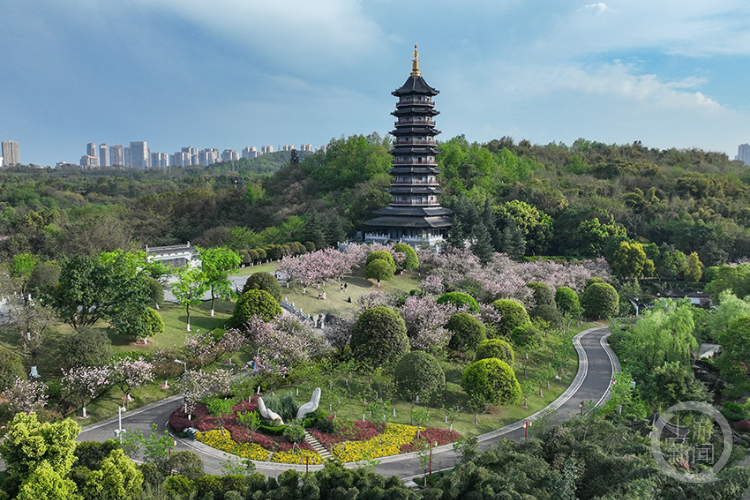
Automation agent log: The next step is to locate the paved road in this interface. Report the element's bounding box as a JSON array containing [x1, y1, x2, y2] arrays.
[[77, 326, 619, 479]]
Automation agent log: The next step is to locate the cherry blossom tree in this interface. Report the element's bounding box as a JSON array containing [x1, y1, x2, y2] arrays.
[[1, 377, 48, 414], [356, 291, 398, 311], [184, 330, 220, 369], [219, 328, 248, 366], [111, 358, 154, 402], [176, 368, 233, 418], [324, 316, 356, 353], [61, 365, 112, 418], [398, 296, 457, 352]]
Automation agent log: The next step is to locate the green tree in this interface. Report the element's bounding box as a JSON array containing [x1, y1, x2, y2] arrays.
[[500, 218, 526, 260], [609, 241, 647, 279], [495, 200, 553, 256], [15, 460, 79, 500], [717, 315, 750, 385], [83, 448, 143, 500], [231, 289, 282, 325], [572, 218, 627, 257], [27, 261, 61, 297], [170, 264, 209, 332], [350, 306, 409, 366], [242, 272, 282, 301], [639, 361, 709, 408], [10, 252, 40, 303], [526, 282, 555, 307], [581, 282, 619, 319], [60, 327, 112, 369], [491, 299, 531, 337], [0, 412, 79, 480], [707, 291, 750, 341], [394, 351, 445, 403], [461, 358, 521, 406], [144, 276, 164, 307], [447, 313, 486, 352], [199, 246, 242, 317], [365, 259, 394, 287], [42, 253, 150, 331], [0, 348, 26, 392], [684, 251, 703, 282], [470, 222, 495, 264]]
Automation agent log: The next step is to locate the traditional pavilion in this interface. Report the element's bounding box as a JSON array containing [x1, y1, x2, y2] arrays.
[[363, 46, 453, 247]]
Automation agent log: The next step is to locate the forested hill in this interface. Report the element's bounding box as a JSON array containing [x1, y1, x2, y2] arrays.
[[1, 133, 749, 267]]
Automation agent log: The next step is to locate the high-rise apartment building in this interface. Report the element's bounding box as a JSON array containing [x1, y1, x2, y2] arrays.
[[242, 146, 258, 159], [80, 155, 100, 167], [1, 140, 20, 166], [300, 144, 313, 152], [129, 141, 149, 169], [110, 145, 124, 166], [737, 144, 750, 166], [150, 152, 168, 168], [99, 143, 108, 167], [221, 149, 239, 162], [87, 143, 97, 157], [261, 145, 274, 155], [198, 148, 219, 166], [124, 147, 132, 167]]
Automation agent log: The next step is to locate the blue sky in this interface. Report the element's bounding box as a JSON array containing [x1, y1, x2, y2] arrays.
[[4, 0, 750, 166]]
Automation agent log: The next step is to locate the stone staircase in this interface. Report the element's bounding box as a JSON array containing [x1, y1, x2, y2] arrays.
[[304, 431, 334, 461]]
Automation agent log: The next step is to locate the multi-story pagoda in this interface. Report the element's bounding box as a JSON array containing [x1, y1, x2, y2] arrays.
[[364, 46, 453, 247]]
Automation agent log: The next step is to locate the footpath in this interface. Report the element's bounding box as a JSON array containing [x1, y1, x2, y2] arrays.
[[76, 326, 619, 480]]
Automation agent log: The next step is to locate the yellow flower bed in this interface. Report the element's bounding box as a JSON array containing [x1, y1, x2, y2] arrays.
[[272, 448, 326, 465], [332, 423, 424, 463], [196, 430, 270, 461]]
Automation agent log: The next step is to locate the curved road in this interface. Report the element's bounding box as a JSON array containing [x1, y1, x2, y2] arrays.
[[77, 326, 619, 479]]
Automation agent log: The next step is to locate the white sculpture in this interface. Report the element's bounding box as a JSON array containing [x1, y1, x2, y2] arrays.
[[296, 387, 321, 420], [257, 397, 284, 425]]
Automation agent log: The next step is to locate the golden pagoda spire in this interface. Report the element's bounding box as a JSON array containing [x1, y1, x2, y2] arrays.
[[411, 44, 420, 76]]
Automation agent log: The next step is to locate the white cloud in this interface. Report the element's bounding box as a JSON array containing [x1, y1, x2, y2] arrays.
[[581, 2, 609, 15]]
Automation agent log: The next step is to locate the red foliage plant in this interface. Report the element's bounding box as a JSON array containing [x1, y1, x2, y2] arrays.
[[168, 403, 210, 433], [736, 420, 750, 433], [399, 427, 464, 453]]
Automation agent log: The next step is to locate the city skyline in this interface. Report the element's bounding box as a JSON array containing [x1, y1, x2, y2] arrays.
[[4, 2, 750, 166]]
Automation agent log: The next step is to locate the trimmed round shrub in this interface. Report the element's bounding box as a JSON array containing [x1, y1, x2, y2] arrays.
[[475, 339, 514, 364], [265, 245, 284, 261], [394, 351, 445, 402], [242, 272, 282, 301], [531, 304, 563, 328], [350, 307, 409, 366], [526, 282, 555, 307], [254, 248, 267, 262], [231, 289, 282, 325], [461, 358, 522, 406], [736, 420, 750, 433], [585, 277, 605, 290], [392, 243, 419, 270], [555, 286, 581, 316], [304, 241, 316, 252], [366, 250, 396, 269], [447, 313, 486, 352], [581, 282, 619, 319], [491, 299, 531, 338], [509, 324, 542, 349], [145, 276, 164, 305], [437, 292, 480, 313]]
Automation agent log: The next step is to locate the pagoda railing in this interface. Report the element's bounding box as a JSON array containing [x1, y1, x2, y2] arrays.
[[391, 180, 439, 185], [396, 118, 436, 127], [391, 159, 438, 166], [390, 200, 441, 206], [394, 139, 437, 145], [397, 99, 434, 107]]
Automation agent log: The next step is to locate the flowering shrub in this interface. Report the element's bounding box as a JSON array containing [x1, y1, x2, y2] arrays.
[[233, 398, 259, 413], [399, 427, 464, 453], [307, 420, 381, 450], [195, 430, 269, 461], [272, 448, 325, 465], [331, 423, 424, 463]]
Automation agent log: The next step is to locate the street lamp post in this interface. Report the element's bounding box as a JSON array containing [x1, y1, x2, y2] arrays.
[[524, 421, 532, 440], [116, 406, 126, 443], [174, 359, 188, 416]]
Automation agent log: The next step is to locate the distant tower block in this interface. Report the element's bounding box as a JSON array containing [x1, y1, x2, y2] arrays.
[[363, 45, 453, 247]]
